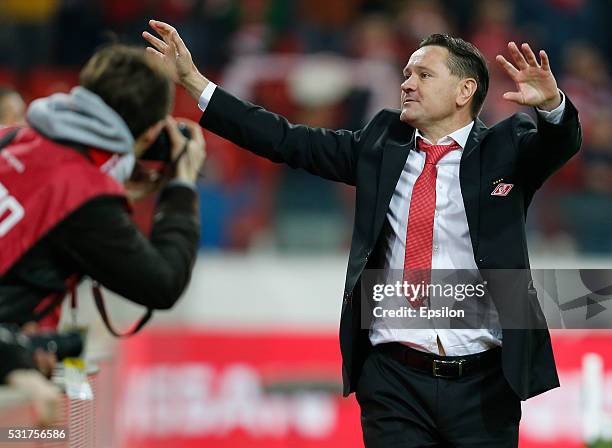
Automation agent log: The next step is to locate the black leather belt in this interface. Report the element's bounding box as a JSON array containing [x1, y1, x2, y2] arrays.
[[376, 342, 501, 378]]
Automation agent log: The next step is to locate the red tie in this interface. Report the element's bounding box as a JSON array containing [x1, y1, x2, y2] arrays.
[[403, 138, 461, 307]]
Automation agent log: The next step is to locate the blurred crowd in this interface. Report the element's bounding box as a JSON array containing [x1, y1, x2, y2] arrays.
[[0, 0, 610, 254]]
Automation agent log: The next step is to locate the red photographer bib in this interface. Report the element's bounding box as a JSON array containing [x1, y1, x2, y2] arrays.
[[0, 127, 126, 276]]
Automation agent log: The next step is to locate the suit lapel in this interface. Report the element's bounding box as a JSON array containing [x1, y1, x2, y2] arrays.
[[370, 119, 488, 255], [372, 129, 413, 241], [459, 119, 488, 256]]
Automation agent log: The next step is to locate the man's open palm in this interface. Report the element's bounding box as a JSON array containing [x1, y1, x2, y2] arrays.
[[496, 42, 561, 110], [142, 20, 195, 84]]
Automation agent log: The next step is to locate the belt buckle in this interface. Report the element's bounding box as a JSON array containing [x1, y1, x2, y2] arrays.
[[432, 359, 464, 378]]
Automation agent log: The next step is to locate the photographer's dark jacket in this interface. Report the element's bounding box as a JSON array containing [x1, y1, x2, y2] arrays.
[[0, 87, 200, 326]]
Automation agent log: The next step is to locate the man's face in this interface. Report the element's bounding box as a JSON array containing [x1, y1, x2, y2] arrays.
[[400, 46, 461, 127]]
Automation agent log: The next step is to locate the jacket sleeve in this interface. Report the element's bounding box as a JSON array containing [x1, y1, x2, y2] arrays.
[[49, 185, 200, 310], [514, 94, 582, 192], [200, 87, 383, 186]]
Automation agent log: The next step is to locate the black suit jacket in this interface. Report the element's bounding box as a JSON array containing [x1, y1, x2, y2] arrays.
[[200, 87, 582, 400]]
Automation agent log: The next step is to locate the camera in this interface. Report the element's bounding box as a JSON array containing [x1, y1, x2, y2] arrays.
[[140, 121, 192, 163], [28, 330, 84, 361], [0, 325, 84, 362]]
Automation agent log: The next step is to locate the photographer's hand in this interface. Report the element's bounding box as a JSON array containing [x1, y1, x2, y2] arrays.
[[143, 20, 209, 101], [22, 322, 56, 377], [166, 117, 206, 184], [7, 370, 61, 426]]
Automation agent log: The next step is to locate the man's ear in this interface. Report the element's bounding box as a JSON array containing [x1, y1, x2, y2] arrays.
[[134, 120, 165, 158], [456, 78, 477, 109]]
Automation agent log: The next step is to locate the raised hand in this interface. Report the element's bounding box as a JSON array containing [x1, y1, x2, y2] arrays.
[[143, 20, 209, 100], [496, 42, 561, 111]]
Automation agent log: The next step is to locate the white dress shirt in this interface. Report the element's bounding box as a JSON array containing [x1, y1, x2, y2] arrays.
[[198, 82, 218, 111], [199, 84, 567, 355], [370, 95, 566, 355], [369, 121, 502, 355]]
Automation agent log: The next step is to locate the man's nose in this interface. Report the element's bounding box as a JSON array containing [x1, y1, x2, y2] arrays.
[[401, 76, 416, 91]]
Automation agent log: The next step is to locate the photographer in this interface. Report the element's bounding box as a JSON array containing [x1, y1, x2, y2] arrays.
[[0, 45, 205, 329]]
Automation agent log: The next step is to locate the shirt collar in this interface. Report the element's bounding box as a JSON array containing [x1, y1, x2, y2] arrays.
[[414, 121, 475, 149]]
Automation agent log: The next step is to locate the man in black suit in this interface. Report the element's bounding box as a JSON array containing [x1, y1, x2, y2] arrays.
[[144, 22, 581, 447]]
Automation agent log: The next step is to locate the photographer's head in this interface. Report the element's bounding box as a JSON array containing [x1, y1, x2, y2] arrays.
[[79, 44, 174, 157], [26, 43, 204, 187]]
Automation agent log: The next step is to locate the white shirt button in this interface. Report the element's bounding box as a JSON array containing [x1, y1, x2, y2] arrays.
[[432, 244, 439, 253]]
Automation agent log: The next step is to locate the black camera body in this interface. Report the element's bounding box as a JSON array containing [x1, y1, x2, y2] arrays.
[[0, 325, 84, 362], [140, 122, 192, 162], [28, 330, 84, 361]]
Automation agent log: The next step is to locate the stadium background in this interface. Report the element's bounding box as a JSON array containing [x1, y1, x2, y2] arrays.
[[0, 0, 611, 447]]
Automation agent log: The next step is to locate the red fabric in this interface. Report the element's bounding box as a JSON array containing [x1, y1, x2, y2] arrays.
[[0, 127, 126, 316], [403, 139, 461, 306], [87, 148, 115, 168], [34, 294, 64, 330]]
